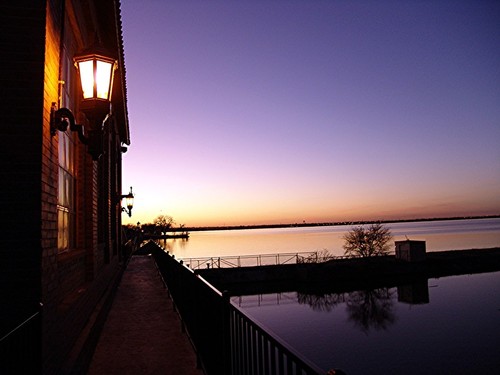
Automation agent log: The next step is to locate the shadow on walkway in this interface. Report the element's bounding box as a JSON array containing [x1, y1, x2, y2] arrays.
[[88, 255, 203, 375]]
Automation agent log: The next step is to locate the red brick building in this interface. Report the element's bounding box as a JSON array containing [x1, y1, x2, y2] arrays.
[[0, 1, 131, 373]]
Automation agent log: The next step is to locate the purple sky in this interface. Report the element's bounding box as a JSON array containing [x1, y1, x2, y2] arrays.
[[120, 0, 500, 227]]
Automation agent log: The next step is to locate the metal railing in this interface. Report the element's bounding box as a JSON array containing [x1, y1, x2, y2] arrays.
[[153, 245, 229, 374], [0, 307, 42, 374], [151, 243, 324, 375], [229, 304, 324, 375], [183, 251, 332, 270]]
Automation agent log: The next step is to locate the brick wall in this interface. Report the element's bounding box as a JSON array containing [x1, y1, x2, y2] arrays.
[[1, 1, 128, 372], [41, 0, 62, 316]]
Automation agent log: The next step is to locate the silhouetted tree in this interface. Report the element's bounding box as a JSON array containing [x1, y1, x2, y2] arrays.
[[342, 223, 392, 258], [154, 214, 175, 235]]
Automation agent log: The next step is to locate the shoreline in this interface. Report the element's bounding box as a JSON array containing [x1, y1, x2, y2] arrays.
[[197, 247, 500, 296], [171, 214, 499, 232]]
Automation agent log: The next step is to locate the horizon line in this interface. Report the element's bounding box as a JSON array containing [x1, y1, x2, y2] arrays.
[[141, 214, 500, 232]]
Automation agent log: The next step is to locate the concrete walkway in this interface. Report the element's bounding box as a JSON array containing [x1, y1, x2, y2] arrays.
[[88, 256, 203, 375]]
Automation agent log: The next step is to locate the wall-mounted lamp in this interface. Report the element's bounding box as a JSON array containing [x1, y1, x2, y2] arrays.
[[50, 47, 117, 160], [120, 186, 134, 217]]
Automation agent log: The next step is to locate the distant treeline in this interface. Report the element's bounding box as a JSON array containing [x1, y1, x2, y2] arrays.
[[168, 214, 500, 232]]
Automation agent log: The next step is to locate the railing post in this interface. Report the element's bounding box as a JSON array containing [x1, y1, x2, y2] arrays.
[[221, 290, 232, 375]]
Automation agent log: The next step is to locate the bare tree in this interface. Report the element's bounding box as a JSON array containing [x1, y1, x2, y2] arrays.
[[154, 215, 175, 235], [342, 223, 392, 258]]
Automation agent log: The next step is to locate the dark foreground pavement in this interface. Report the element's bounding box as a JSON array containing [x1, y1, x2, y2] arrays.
[[88, 255, 203, 375]]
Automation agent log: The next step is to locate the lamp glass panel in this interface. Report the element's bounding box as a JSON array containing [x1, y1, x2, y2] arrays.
[[96, 60, 112, 100], [78, 60, 94, 99], [126, 196, 134, 209]]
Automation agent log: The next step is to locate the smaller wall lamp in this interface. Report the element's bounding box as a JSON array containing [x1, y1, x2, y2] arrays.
[[50, 47, 117, 160], [121, 186, 134, 217]]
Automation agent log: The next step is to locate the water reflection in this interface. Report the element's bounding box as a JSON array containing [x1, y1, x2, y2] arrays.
[[397, 279, 429, 304], [238, 271, 500, 374], [345, 288, 396, 333], [298, 288, 398, 333], [297, 292, 346, 312], [164, 218, 500, 259], [156, 238, 189, 253]]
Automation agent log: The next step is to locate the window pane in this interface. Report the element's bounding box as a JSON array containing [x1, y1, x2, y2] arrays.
[[68, 175, 74, 209], [59, 134, 66, 167], [68, 137, 74, 174], [64, 173, 70, 207], [57, 209, 65, 251], [58, 171, 65, 206]]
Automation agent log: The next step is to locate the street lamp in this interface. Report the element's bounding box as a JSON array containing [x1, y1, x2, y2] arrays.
[[50, 46, 117, 160], [120, 186, 134, 217]]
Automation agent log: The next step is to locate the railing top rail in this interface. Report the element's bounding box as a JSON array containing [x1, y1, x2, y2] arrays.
[[182, 251, 328, 269], [0, 310, 40, 343], [195, 274, 225, 297], [184, 250, 318, 261]]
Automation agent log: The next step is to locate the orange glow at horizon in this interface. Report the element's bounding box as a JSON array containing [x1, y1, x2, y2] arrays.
[[120, 1, 500, 228], [122, 180, 499, 227]]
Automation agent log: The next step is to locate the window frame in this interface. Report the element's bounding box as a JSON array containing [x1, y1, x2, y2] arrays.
[[57, 49, 77, 253]]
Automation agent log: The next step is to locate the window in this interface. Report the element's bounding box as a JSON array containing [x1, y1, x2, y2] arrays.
[[57, 132, 76, 252], [57, 50, 77, 252]]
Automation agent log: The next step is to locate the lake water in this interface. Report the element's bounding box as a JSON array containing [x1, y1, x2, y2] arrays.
[[161, 218, 500, 373], [232, 271, 500, 374], [162, 218, 500, 260]]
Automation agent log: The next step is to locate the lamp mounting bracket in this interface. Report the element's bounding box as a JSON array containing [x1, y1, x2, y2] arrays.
[[50, 102, 105, 160], [50, 103, 89, 145]]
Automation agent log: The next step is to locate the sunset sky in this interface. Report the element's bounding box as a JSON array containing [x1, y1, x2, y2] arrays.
[[120, 0, 500, 227]]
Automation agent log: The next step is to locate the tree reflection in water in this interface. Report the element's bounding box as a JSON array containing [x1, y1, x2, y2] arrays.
[[297, 292, 347, 312], [346, 288, 396, 333], [297, 288, 396, 333]]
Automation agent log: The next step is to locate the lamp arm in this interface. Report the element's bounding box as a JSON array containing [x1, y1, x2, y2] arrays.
[[52, 107, 89, 145], [70, 122, 89, 145]]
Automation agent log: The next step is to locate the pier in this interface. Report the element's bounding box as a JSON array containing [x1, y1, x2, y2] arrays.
[[197, 247, 500, 296]]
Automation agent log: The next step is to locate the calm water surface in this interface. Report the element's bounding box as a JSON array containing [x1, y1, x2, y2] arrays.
[[233, 271, 500, 374], [163, 218, 500, 260], [161, 218, 500, 373]]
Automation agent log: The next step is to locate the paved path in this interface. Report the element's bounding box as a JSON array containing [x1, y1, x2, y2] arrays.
[[88, 256, 203, 375]]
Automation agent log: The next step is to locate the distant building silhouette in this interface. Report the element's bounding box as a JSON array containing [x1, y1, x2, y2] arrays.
[[395, 240, 426, 262]]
